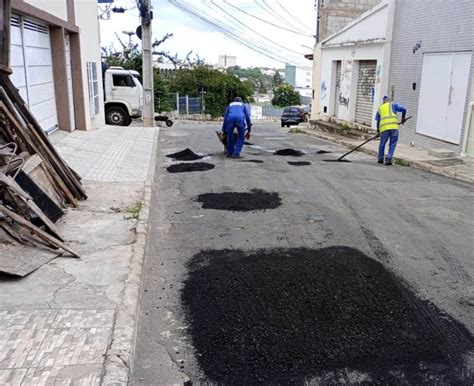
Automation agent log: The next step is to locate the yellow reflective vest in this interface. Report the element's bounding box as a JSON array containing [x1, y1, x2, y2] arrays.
[[378, 102, 399, 133]]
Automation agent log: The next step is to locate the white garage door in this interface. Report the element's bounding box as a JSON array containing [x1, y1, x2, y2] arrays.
[[10, 14, 58, 133]]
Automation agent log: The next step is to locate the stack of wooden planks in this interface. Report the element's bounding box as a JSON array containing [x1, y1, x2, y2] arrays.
[[0, 67, 85, 258]]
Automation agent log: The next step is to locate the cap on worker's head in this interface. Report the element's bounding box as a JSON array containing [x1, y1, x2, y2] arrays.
[[383, 95, 390, 102], [234, 96, 242, 102]]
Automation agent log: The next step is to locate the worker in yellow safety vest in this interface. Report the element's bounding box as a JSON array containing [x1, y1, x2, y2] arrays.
[[375, 96, 407, 165]]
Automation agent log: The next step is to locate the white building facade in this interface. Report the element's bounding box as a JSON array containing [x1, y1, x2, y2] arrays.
[[317, 1, 394, 128], [10, 0, 104, 133]]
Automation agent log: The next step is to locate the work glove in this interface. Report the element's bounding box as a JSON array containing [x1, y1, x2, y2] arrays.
[[376, 130, 380, 138], [245, 131, 251, 140], [401, 116, 407, 125]]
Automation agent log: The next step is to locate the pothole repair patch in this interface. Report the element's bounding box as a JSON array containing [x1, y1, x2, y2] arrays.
[[167, 162, 214, 173], [274, 149, 304, 156], [196, 189, 281, 211], [166, 148, 203, 161], [288, 161, 311, 166], [242, 159, 264, 163], [182, 247, 472, 384]]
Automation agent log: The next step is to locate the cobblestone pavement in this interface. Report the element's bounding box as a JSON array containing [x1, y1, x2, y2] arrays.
[[0, 125, 158, 385]]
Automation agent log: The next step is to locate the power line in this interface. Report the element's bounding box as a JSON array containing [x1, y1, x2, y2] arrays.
[[208, 0, 306, 56], [223, 0, 314, 37], [167, 0, 306, 67], [257, 0, 312, 35], [275, 0, 315, 32]]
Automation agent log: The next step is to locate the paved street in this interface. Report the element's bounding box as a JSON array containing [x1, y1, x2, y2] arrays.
[[132, 122, 473, 384]]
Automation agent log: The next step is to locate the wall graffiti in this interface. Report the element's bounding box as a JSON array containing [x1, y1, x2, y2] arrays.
[[359, 65, 376, 101], [339, 59, 352, 106], [375, 65, 382, 84], [320, 81, 327, 100]]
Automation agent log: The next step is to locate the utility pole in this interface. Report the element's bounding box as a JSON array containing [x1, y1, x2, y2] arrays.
[[140, 0, 154, 127]]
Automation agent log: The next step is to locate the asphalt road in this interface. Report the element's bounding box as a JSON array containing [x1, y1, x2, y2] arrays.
[[131, 122, 474, 384]]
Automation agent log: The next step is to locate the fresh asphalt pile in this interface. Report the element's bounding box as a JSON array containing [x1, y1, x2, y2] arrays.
[[242, 160, 264, 163], [182, 246, 473, 384], [167, 163, 215, 173], [274, 149, 305, 156], [166, 148, 203, 161], [288, 161, 311, 166], [196, 189, 281, 211]]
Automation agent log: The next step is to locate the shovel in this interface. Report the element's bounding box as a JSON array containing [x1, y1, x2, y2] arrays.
[[336, 116, 411, 161]]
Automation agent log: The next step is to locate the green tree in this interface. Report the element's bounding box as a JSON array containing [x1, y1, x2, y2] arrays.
[[226, 66, 273, 94], [272, 70, 284, 87], [272, 83, 301, 107], [168, 66, 254, 117], [153, 69, 173, 113]]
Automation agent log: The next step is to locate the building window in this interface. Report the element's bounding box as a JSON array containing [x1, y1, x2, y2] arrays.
[[87, 62, 100, 117]]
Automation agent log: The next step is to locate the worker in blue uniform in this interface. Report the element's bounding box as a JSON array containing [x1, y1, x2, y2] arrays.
[[375, 96, 407, 165], [222, 97, 252, 158]]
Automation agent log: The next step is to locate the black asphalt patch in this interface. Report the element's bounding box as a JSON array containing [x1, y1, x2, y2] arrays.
[[316, 150, 331, 154], [323, 159, 351, 163], [166, 148, 203, 161], [288, 161, 311, 166], [242, 159, 264, 163], [167, 162, 214, 173], [182, 247, 473, 385], [196, 189, 281, 211], [274, 149, 304, 156]]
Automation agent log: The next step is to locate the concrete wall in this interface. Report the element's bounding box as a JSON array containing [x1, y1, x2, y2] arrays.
[[319, 0, 381, 41], [74, 0, 104, 130], [24, 0, 68, 21], [388, 0, 474, 154]]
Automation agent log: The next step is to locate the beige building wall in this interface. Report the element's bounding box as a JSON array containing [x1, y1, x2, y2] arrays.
[[24, 0, 68, 21]]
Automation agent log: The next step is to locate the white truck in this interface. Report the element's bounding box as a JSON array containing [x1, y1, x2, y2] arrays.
[[103, 66, 143, 126]]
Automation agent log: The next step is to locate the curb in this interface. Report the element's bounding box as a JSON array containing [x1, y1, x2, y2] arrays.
[[300, 129, 474, 184], [101, 127, 160, 385]]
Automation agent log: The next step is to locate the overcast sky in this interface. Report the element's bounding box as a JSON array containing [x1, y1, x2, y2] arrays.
[[98, 0, 316, 69]]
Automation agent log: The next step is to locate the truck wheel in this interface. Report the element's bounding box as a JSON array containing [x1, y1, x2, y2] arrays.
[[106, 106, 129, 126], [165, 119, 173, 127]]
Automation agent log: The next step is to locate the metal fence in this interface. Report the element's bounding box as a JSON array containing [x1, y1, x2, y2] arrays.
[[178, 96, 202, 115], [261, 105, 285, 119]]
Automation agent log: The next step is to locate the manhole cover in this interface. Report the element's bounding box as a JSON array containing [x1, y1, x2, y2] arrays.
[[182, 247, 472, 384], [196, 189, 281, 211], [167, 162, 214, 173], [288, 161, 311, 166], [166, 148, 203, 161], [274, 149, 304, 157]]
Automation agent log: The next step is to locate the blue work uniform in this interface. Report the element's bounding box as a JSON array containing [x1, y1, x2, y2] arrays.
[[375, 102, 406, 162], [222, 101, 252, 157]]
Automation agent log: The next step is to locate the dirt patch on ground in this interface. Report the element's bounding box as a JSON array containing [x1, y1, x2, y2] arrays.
[[167, 162, 214, 173], [274, 149, 304, 157], [242, 160, 264, 163], [288, 161, 311, 166], [196, 189, 281, 211], [166, 148, 203, 161], [182, 247, 473, 385]]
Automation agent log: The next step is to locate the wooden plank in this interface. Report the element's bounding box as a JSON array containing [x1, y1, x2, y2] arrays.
[[0, 205, 80, 258], [0, 171, 63, 240], [22, 154, 42, 175]]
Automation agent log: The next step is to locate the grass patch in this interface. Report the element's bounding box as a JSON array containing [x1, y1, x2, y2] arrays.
[[340, 123, 350, 131], [394, 159, 411, 167], [125, 201, 144, 219]]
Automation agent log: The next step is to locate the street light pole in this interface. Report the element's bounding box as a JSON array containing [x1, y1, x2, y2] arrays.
[[122, 30, 135, 49], [140, 0, 154, 127]]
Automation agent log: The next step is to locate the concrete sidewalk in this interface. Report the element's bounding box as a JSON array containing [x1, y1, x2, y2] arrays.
[[299, 127, 474, 184], [0, 125, 158, 385]]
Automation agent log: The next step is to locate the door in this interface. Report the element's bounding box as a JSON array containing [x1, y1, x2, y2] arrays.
[[334, 61, 341, 118], [65, 33, 75, 130], [416, 52, 471, 144], [111, 73, 140, 110], [355, 60, 377, 126], [10, 15, 58, 133]]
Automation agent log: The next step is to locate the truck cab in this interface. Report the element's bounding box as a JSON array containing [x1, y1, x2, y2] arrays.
[[103, 67, 143, 126]]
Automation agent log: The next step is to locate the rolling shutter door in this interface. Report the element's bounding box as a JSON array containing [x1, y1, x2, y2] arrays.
[[355, 60, 377, 126], [10, 15, 58, 133], [334, 61, 341, 118]]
